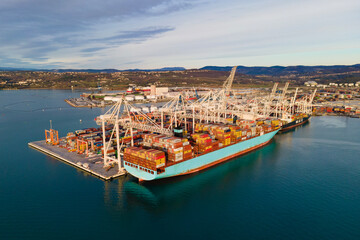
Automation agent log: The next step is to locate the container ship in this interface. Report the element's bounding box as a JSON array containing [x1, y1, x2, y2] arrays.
[[280, 113, 310, 132], [264, 83, 315, 133], [63, 70, 315, 182], [33, 67, 319, 183], [123, 119, 280, 181]]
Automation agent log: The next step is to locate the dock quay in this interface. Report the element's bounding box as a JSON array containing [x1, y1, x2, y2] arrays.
[[28, 140, 126, 181], [65, 98, 106, 108]]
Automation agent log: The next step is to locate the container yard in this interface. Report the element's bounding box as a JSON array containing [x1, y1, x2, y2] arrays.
[[65, 97, 107, 108], [311, 87, 360, 118], [64, 85, 171, 108], [29, 126, 128, 180], [63, 85, 253, 108], [28, 141, 124, 180], [29, 67, 317, 181], [313, 102, 360, 118]]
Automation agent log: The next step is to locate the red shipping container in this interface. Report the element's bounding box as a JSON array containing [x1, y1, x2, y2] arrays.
[[183, 144, 192, 151], [172, 142, 184, 148]]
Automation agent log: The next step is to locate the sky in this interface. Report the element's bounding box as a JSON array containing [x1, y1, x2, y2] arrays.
[[0, 0, 360, 69]]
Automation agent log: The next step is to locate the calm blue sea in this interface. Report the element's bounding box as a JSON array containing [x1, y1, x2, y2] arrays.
[[0, 90, 360, 240]]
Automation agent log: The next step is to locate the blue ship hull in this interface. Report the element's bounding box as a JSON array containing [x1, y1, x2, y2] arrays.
[[124, 130, 279, 181]]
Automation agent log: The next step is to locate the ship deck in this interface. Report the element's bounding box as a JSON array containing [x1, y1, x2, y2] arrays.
[[125, 129, 280, 181], [28, 140, 125, 181], [280, 116, 310, 132]]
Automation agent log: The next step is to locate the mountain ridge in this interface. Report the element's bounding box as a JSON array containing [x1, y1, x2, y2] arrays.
[[200, 64, 360, 76], [1, 64, 360, 76]]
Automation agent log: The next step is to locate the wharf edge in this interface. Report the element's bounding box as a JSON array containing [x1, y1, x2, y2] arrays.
[[28, 141, 126, 181]]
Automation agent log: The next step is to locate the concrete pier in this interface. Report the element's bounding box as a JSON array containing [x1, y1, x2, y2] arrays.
[[28, 140, 126, 180]]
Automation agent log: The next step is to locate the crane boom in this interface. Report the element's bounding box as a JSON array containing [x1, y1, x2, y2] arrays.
[[222, 66, 237, 94]]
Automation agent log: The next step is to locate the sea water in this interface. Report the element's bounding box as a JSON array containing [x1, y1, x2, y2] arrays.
[[0, 90, 359, 239]]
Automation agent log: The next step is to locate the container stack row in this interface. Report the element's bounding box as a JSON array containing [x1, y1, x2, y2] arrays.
[[191, 119, 279, 154], [142, 134, 193, 162], [62, 126, 142, 157], [124, 147, 166, 171]]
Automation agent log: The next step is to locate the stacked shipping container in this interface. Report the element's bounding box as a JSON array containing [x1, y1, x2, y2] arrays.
[[142, 134, 193, 162], [124, 147, 165, 171]]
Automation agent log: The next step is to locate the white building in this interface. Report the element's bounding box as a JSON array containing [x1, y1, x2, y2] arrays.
[[156, 87, 169, 95], [135, 95, 145, 100], [304, 81, 317, 87], [146, 95, 156, 100]]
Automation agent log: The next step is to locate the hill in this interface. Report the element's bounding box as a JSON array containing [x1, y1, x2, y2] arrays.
[[200, 64, 360, 76]]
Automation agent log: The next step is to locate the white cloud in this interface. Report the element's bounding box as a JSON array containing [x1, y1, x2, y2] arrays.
[[110, 0, 360, 68], [1, 0, 360, 68]]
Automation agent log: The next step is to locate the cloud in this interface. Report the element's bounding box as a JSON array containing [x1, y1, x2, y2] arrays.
[[147, 0, 193, 14], [77, 26, 174, 55], [0, 55, 61, 69], [0, 0, 191, 67], [94, 27, 175, 44], [81, 47, 107, 53], [0, 0, 359, 69]]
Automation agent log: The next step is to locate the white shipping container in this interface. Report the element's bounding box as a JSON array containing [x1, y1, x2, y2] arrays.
[[175, 155, 183, 162], [173, 147, 183, 153], [156, 163, 165, 168], [150, 105, 158, 111], [130, 107, 141, 112], [142, 107, 150, 113], [102, 146, 114, 151], [175, 152, 183, 158], [169, 138, 182, 143]]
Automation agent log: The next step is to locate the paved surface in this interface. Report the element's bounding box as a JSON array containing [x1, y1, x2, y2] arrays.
[[28, 140, 125, 180]]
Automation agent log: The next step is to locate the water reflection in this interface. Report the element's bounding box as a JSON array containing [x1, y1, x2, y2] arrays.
[[317, 116, 347, 128]]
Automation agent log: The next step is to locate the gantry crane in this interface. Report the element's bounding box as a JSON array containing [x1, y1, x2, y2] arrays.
[[99, 96, 178, 172], [45, 129, 59, 145]]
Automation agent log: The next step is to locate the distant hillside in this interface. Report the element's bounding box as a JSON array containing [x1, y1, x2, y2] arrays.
[[52, 69, 119, 73], [0, 67, 39, 71], [2, 64, 360, 90], [2, 64, 360, 77], [200, 64, 360, 76], [124, 67, 186, 72], [0, 67, 186, 73], [53, 67, 186, 73]]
